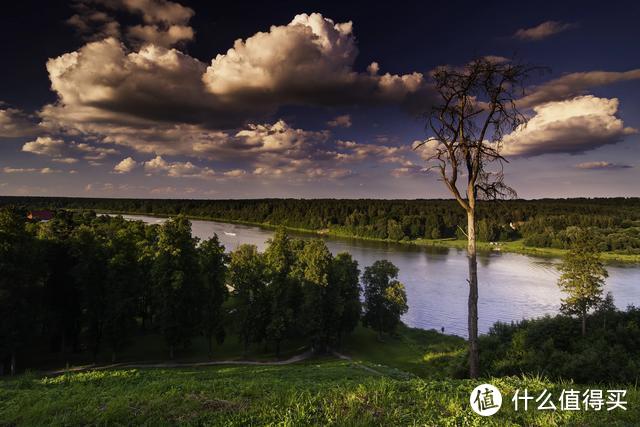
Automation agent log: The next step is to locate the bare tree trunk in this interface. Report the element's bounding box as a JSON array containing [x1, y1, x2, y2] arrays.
[[582, 310, 587, 336], [169, 344, 175, 360], [467, 210, 480, 378]]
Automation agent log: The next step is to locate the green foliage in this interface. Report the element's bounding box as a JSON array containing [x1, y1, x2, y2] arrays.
[[263, 229, 300, 355], [479, 306, 640, 384], [228, 244, 268, 353], [152, 216, 203, 357], [295, 239, 334, 350], [0, 208, 43, 374], [329, 253, 361, 346], [557, 229, 608, 335], [362, 260, 408, 338], [198, 235, 229, 357]]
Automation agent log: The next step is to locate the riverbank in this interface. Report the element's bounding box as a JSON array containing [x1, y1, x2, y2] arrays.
[[96, 209, 640, 264]]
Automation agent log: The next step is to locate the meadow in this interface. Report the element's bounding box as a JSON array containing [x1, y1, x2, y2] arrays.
[[2, 325, 638, 426]]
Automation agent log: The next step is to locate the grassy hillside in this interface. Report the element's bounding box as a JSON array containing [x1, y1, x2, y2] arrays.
[[2, 361, 638, 426], [2, 325, 638, 425]]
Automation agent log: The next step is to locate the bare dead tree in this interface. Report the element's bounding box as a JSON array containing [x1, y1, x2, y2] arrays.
[[415, 58, 542, 378]]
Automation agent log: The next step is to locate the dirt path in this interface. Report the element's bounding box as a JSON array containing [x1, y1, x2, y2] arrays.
[[331, 351, 385, 376], [45, 350, 315, 376]]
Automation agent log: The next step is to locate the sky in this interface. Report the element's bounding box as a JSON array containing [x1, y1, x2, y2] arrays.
[[0, 0, 639, 199]]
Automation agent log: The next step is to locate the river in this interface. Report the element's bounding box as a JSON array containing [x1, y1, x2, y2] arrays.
[[114, 213, 640, 337]]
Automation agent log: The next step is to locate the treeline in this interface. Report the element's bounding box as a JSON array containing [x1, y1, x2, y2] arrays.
[[0, 208, 408, 375], [478, 305, 640, 384], [2, 196, 640, 253]]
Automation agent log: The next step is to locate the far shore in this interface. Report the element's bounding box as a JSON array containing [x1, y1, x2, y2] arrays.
[[93, 209, 640, 264]]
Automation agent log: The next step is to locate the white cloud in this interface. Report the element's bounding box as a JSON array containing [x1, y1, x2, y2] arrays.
[[113, 156, 138, 173], [143, 155, 216, 179], [43, 12, 432, 137], [22, 136, 66, 157], [52, 157, 80, 164], [514, 21, 576, 41], [327, 114, 352, 128], [502, 96, 637, 157], [223, 169, 247, 177], [3, 167, 63, 174], [202, 13, 429, 109], [519, 69, 640, 108], [22, 136, 119, 162], [575, 161, 633, 170], [68, 0, 194, 47], [334, 140, 404, 162], [0, 107, 41, 138]]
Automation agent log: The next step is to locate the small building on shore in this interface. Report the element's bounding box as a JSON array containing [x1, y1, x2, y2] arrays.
[[27, 210, 54, 222]]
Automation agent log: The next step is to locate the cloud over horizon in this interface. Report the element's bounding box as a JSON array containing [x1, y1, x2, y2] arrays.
[[514, 21, 576, 41], [502, 96, 637, 157]]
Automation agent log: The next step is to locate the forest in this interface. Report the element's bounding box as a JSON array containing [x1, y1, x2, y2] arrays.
[[2, 196, 640, 254], [0, 207, 408, 375]]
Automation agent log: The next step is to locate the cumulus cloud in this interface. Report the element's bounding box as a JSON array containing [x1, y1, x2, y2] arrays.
[[575, 161, 633, 170], [51, 157, 80, 164], [514, 21, 576, 41], [327, 114, 352, 128], [118, 0, 194, 25], [66, 5, 121, 41], [42, 38, 224, 128], [502, 96, 637, 157], [68, 0, 195, 47], [519, 69, 640, 108], [223, 169, 247, 178], [334, 140, 405, 162], [202, 13, 430, 110], [44, 12, 432, 136], [143, 155, 216, 179], [3, 167, 63, 174], [21, 136, 119, 162], [113, 156, 138, 173], [22, 137, 67, 157], [0, 107, 42, 138], [389, 165, 427, 178]]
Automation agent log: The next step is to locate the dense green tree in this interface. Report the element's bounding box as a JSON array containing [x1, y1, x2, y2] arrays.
[[70, 225, 110, 361], [0, 208, 42, 375], [103, 222, 141, 362], [557, 229, 608, 336], [328, 252, 361, 347], [228, 244, 268, 354], [39, 215, 82, 363], [152, 216, 203, 358], [294, 239, 333, 351], [362, 260, 408, 339], [198, 235, 229, 358], [263, 229, 300, 355], [596, 292, 616, 330]]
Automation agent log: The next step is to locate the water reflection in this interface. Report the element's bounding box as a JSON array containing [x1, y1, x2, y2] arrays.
[[114, 214, 639, 337]]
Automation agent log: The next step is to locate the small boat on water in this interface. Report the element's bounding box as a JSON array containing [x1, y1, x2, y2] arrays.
[[224, 231, 237, 236]]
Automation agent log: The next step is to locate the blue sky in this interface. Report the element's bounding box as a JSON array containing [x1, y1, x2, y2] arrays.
[[1, 0, 639, 198]]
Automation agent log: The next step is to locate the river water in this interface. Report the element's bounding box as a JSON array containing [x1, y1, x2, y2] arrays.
[[115, 213, 640, 337]]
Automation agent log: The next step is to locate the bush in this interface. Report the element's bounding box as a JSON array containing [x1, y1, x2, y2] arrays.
[[478, 307, 640, 384]]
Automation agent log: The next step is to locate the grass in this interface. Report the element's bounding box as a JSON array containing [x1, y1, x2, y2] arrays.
[[342, 324, 466, 379], [3, 324, 639, 425], [2, 361, 639, 425]]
